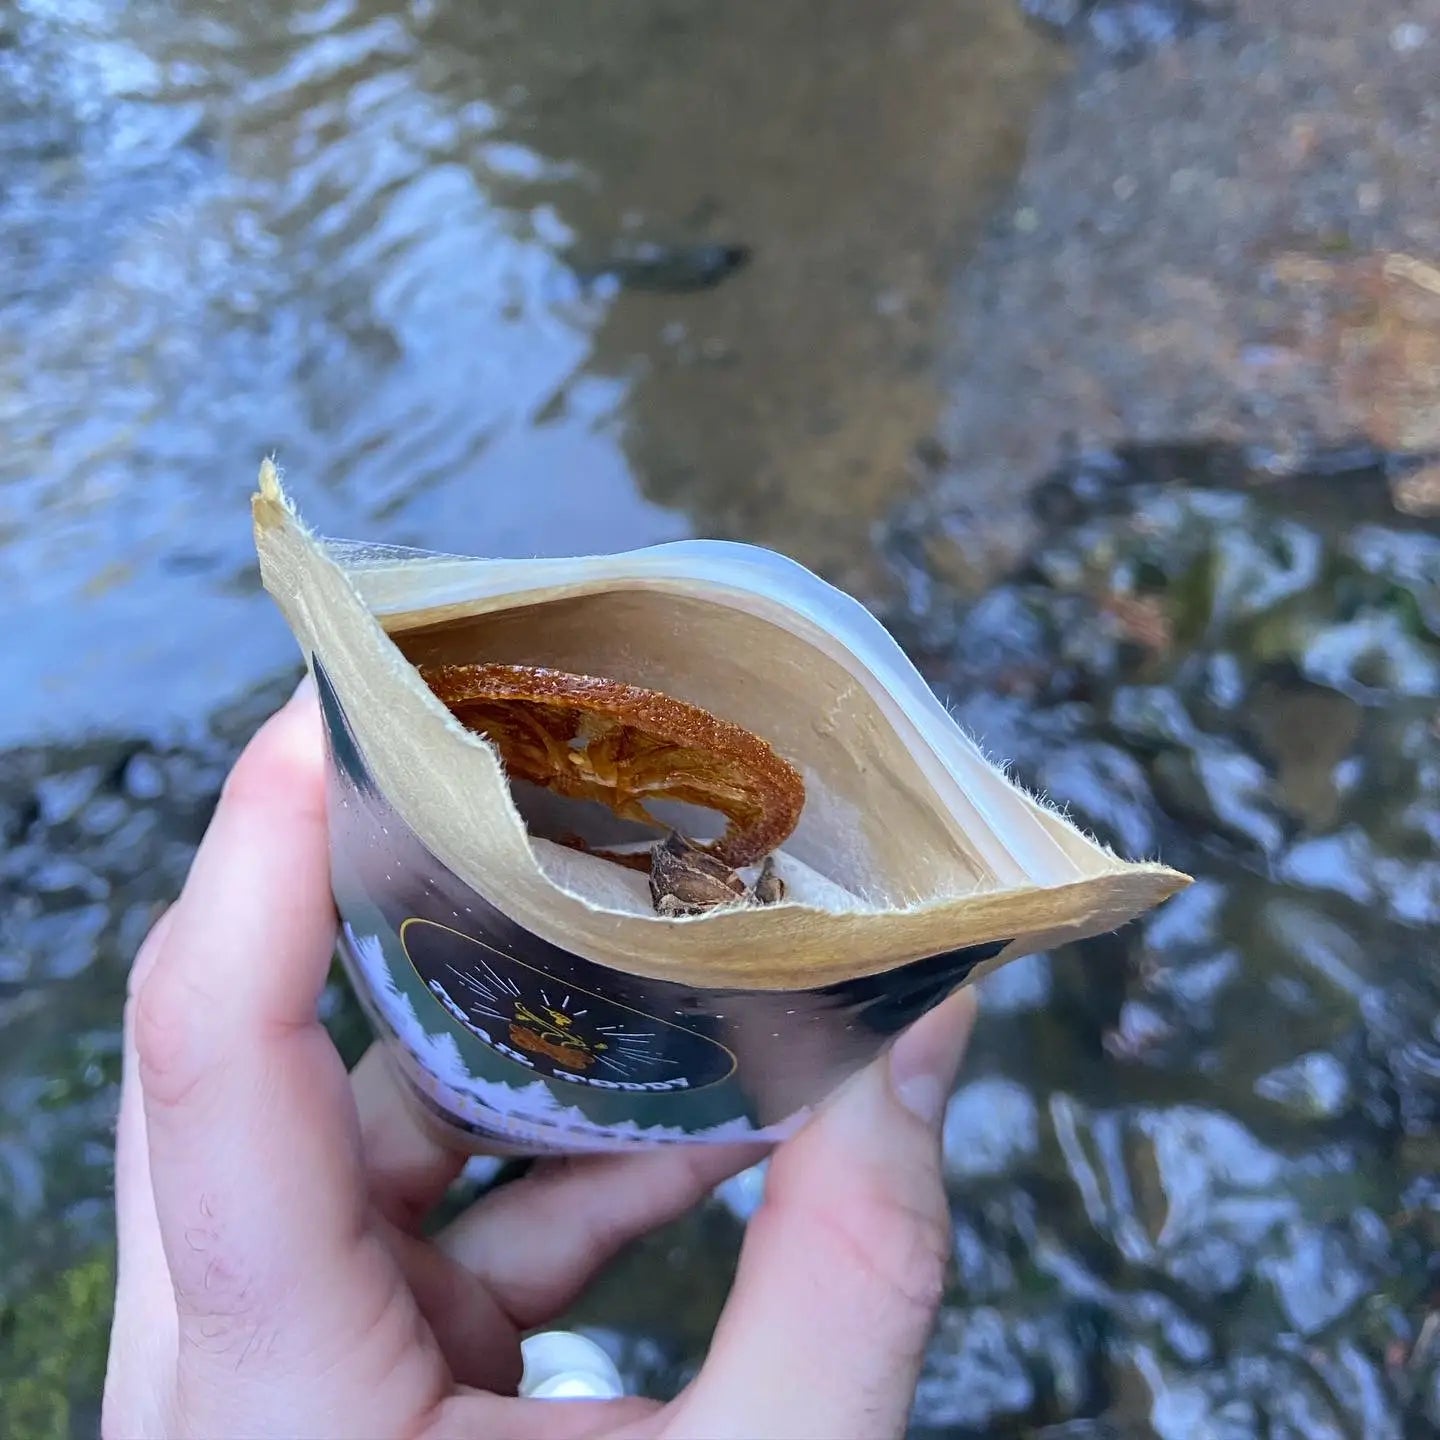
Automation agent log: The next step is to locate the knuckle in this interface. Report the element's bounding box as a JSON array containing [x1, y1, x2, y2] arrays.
[[126, 908, 172, 1004], [132, 966, 208, 1111]]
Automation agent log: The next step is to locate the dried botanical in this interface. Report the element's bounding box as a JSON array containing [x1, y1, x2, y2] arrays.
[[419, 663, 804, 912]]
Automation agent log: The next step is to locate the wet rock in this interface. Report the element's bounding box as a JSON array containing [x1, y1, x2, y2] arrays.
[[1103, 998, 1176, 1062], [143, 749, 225, 819], [1301, 612, 1440, 701], [33, 767, 103, 827], [0, 1133, 46, 1221], [1279, 828, 1378, 906], [1199, 652, 1245, 710], [1129, 1347, 1365, 1439], [1254, 1050, 1354, 1120], [1031, 1421, 1153, 1439], [1037, 1234, 1223, 1375], [120, 751, 167, 802], [1206, 521, 1324, 629], [1346, 1342, 1414, 1440], [919, 1304, 1101, 1430], [1369, 854, 1440, 928], [855, 455, 1431, 1431], [1423, 1351, 1440, 1433], [115, 902, 160, 963], [1049, 1098, 1140, 1260], [945, 587, 1056, 697], [569, 241, 750, 295], [913, 1307, 1035, 1430], [1244, 681, 1361, 830], [1139, 876, 1226, 957], [0, 795, 32, 849], [1038, 741, 1157, 856], [1390, 462, 1440, 518], [1306, 252, 1440, 455], [1146, 944, 1239, 1022], [1261, 898, 1372, 1001], [77, 793, 132, 839], [1019, 0, 1089, 26], [1109, 686, 1200, 750], [1020, 0, 1216, 59], [96, 811, 165, 878], [977, 949, 1053, 1015], [26, 857, 109, 902], [1054, 1099, 1299, 1292], [1258, 1221, 1377, 1337], [943, 1077, 1042, 1181], [1344, 525, 1440, 637], [949, 1210, 1018, 1299], [1364, 984, 1440, 1136], [1151, 744, 1288, 855], [9, 904, 108, 984]]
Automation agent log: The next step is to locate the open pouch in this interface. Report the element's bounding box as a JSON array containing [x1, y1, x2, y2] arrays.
[[253, 461, 1189, 1153]]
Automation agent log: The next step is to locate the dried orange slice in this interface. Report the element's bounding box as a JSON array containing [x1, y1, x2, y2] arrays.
[[419, 663, 804, 871]]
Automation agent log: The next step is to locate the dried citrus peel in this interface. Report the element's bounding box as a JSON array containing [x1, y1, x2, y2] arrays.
[[418, 663, 805, 907]]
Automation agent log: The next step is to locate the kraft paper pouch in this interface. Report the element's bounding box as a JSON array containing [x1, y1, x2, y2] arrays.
[[252, 461, 1188, 1154]]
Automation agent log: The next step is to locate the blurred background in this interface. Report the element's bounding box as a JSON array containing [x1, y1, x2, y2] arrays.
[[2, 1, 1438, 1435]]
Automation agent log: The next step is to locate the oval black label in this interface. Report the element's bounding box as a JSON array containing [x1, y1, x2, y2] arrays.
[[400, 918, 738, 1093]]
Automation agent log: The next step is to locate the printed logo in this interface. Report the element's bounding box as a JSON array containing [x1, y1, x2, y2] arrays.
[[400, 919, 736, 1093]]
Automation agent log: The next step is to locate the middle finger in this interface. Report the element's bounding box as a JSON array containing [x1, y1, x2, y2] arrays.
[[350, 1046, 469, 1229], [436, 1142, 766, 1331]]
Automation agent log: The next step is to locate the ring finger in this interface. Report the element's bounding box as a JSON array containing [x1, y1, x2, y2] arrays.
[[350, 1044, 471, 1230]]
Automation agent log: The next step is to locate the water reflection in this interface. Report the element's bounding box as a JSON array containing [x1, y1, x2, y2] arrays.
[[0, 3, 1064, 1433], [0, 0, 1060, 746], [879, 447, 1440, 1436]]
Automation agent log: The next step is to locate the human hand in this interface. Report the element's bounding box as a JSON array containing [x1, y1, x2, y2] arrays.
[[104, 680, 978, 1440]]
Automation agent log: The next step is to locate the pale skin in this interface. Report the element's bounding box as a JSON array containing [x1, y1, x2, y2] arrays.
[[104, 680, 979, 1440]]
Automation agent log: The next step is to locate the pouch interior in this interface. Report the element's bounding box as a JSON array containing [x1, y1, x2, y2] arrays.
[[387, 588, 1001, 909]]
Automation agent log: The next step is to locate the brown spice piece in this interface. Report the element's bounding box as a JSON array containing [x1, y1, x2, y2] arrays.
[[419, 663, 805, 874], [649, 830, 752, 916]]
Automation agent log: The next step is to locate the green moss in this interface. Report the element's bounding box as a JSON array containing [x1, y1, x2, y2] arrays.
[[0, 1246, 115, 1440]]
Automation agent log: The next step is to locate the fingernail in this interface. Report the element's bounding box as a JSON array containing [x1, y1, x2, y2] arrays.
[[288, 671, 316, 706], [888, 988, 978, 1127]]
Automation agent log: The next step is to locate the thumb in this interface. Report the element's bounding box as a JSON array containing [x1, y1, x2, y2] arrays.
[[672, 987, 978, 1440]]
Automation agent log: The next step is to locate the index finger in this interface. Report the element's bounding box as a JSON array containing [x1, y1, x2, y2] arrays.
[[130, 683, 378, 1373], [139, 683, 337, 1066]]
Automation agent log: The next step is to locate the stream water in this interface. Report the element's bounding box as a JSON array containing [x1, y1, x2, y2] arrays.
[[2, 3, 1437, 1437]]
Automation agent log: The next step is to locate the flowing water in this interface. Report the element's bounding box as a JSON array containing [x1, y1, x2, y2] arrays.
[[3, 2, 1438, 1437]]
